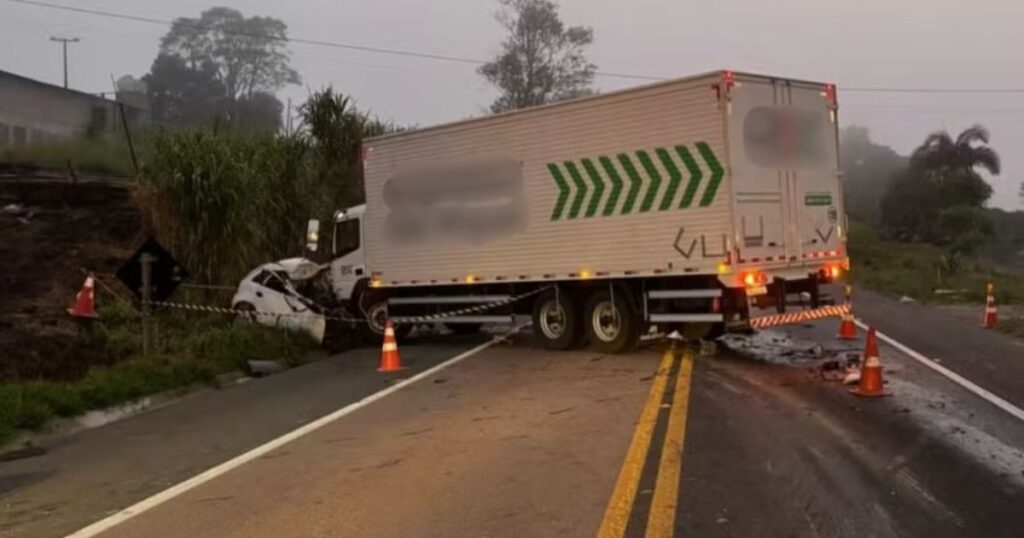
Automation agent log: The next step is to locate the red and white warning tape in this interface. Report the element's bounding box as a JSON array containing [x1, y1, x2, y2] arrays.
[[749, 304, 850, 329]]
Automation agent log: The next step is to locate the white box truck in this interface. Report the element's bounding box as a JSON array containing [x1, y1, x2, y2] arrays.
[[294, 70, 848, 352]]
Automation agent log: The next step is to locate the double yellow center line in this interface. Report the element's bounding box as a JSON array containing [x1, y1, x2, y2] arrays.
[[597, 348, 695, 538]]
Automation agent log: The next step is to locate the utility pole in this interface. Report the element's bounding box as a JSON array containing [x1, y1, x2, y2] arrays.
[[49, 36, 81, 88]]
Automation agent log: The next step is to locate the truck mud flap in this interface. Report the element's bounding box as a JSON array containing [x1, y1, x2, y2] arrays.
[[749, 304, 849, 330]]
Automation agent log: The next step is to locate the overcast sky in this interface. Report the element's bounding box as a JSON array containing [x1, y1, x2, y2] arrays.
[[2, 0, 1022, 210]]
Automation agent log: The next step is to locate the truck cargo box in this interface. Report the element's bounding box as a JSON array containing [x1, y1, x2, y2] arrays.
[[363, 70, 845, 288]]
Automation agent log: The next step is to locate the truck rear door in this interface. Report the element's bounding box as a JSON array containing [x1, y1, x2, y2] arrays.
[[727, 75, 842, 266]]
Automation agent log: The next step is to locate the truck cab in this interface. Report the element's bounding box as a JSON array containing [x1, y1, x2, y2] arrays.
[[324, 204, 367, 305]]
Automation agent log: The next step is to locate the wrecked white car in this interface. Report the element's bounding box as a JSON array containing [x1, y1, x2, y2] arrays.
[[231, 260, 326, 344]]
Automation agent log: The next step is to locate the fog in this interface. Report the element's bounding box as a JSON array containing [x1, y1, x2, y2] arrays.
[[3, 0, 1021, 209]]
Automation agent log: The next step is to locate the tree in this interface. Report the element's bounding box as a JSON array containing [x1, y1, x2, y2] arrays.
[[299, 87, 400, 205], [143, 53, 226, 127], [479, 0, 596, 113], [233, 92, 285, 133], [161, 7, 300, 102], [936, 205, 995, 256], [839, 125, 908, 224], [145, 7, 300, 131], [881, 125, 1000, 242]]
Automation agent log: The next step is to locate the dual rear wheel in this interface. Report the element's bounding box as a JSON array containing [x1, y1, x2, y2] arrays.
[[531, 287, 639, 354]]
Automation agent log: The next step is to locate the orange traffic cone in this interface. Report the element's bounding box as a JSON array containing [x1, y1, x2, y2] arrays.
[[983, 283, 998, 329], [837, 285, 857, 340], [67, 274, 98, 319], [850, 327, 887, 397], [378, 320, 405, 372]]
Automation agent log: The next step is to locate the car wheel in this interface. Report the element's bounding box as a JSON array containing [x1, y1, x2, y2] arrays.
[[234, 301, 257, 322]]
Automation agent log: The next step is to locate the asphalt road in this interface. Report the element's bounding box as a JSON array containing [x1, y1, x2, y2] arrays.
[[1, 333, 489, 538], [2, 292, 1022, 537]]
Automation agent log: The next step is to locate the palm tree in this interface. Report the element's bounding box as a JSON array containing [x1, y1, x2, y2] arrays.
[[909, 125, 1000, 209], [882, 125, 1000, 241], [910, 124, 1001, 175]]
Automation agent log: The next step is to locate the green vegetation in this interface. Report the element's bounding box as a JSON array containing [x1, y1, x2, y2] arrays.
[[0, 301, 320, 446], [848, 220, 1024, 305], [134, 88, 393, 286], [0, 136, 135, 176], [135, 131, 315, 285], [145, 7, 300, 132]]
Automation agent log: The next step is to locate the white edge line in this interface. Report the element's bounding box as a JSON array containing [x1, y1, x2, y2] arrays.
[[67, 325, 527, 538], [853, 319, 1024, 423]]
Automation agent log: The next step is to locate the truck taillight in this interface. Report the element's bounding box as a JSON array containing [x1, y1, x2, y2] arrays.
[[742, 270, 766, 287], [819, 264, 842, 282]]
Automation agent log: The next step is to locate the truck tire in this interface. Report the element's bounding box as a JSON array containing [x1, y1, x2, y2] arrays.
[[359, 292, 411, 343], [532, 289, 581, 350], [445, 323, 482, 335], [584, 288, 639, 354]]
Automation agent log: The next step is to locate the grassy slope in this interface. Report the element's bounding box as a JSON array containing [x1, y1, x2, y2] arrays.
[[847, 220, 1024, 337], [848, 220, 1024, 303], [0, 137, 135, 176], [0, 302, 321, 446]]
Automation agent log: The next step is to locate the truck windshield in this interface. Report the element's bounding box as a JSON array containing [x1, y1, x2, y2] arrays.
[[333, 218, 360, 257]]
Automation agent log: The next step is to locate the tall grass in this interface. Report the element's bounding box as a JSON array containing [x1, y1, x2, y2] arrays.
[[135, 131, 317, 284], [136, 87, 396, 285]]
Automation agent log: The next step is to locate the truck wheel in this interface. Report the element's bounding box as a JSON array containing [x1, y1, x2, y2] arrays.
[[359, 292, 411, 343], [445, 323, 482, 335], [584, 288, 639, 354], [532, 289, 580, 350]]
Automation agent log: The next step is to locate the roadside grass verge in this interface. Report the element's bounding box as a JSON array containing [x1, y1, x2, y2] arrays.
[[0, 302, 321, 446], [0, 137, 135, 177], [848, 220, 1024, 305]]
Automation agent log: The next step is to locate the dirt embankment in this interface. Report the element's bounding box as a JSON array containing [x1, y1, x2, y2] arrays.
[[0, 174, 140, 380]]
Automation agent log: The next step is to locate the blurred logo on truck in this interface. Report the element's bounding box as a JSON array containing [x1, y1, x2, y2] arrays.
[[743, 106, 828, 168], [382, 158, 527, 245]]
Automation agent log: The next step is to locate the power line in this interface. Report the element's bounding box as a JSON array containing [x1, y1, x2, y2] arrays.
[[4, 0, 663, 81], [11, 0, 1024, 91], [843, 87, 1024, 94]]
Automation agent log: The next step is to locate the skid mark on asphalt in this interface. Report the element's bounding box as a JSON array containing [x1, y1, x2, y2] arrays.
[[598, 347, 695, 538]]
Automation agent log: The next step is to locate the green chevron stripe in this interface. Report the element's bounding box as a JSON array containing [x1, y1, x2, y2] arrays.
[[696, 142, 724, 207], [655, 148, 682, 211], [581, 158, 605, 218], [617, 154, 643, 215], [598, 156, 623, 216], [675, 145, 702, 209], [564, 161, 588, 219], [636, 150, 662, 213], [547, 163, 570, 220]]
